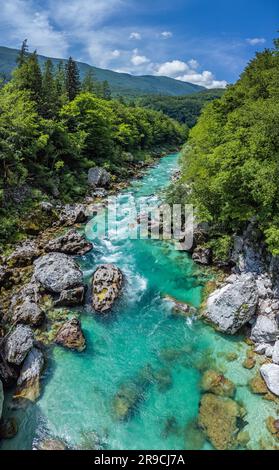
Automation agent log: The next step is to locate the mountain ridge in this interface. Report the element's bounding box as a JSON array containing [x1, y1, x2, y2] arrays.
[[0, 45, 205, 98]]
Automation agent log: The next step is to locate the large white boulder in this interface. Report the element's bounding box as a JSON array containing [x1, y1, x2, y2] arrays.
[[204, 274, 258, 334], [260, 363, 279, 396]]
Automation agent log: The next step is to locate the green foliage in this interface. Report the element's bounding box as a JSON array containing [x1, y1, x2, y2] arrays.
[[172, 38, 279, 254], [65, 57, 81, 101], [0, 51, 185, 246], [137, 89, 224, 127]]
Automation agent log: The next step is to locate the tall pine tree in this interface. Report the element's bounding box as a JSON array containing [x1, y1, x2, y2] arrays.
[[42, 59, 57, 118], [82, 69, 97, 93], [65, 57, 81, 101], [16, 39, 28, 67], [13, 50, 43, 106], [102, 80, 111, 100]]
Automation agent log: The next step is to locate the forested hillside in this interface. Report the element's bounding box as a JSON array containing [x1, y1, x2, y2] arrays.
[[0, 43, 186, 246], [137, 89, 224, 128], [168, 38, 279, 258], [0, 45, 204, 98]]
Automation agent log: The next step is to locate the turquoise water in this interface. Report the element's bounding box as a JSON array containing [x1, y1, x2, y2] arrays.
[[1, 154, 277, 450]]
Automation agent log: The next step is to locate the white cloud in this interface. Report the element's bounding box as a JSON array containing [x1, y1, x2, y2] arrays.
[[0, 0, 68, 57], [131, 49, 150, 66], [154, 59, 227, 88], [176, 70, 227, 89], [130, 32, 142, 40], [156, 60, 189, 77], [160, 31, 172, 39], [112, 49, 120, 57], [246, 37, 266, 46]]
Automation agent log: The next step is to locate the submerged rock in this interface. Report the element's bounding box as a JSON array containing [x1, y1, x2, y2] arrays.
[[92, 264, 123, 313], [204, 274, 258, 334], [3, 325, 34, 366], [13, 348, 44, 402], [260, 363, 279, 397], [55, 318, 86, 352], [0, 417, 18, 439], [184, 419, 206, 450], [88, 167, 111, 188], [36, 438, 67, 450], [198, 393, 245, 450], [242, 350, 256, 369], [164, 295, 197, 317], [34, 253, 83, 293], [45, 229, 93, 256], [250, 315, 279, 344], [248, 372, 269, 395], [112, 382, 142, 421], [201, 370, 236, 398]]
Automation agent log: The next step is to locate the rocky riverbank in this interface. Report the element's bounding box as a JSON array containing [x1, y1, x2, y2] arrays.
[[187, 221, 279, 404]]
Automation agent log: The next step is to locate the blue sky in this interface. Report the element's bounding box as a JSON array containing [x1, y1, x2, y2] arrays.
[[0, 0, 278, 88]]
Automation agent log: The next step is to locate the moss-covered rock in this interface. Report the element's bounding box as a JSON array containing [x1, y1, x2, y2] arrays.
[[248, 373, 269, 395], [201, 370, 236, 398], [242, 350, 256, 369], [198, 393, 245, 450]]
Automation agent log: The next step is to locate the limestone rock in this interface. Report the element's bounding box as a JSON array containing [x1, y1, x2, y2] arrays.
[[54, 286, 86, 307], [92, 264, 123, 313], [3, 325, 34, 366], [272, 340, 279, 364], [13, 299, 45, 327], [260, 363, 279, 396], [45, 229, 93, 256], [58, 204, 87, 226], [204, 274, 258, 334], [88, 167, 111, 188], [7, 240, 40, 268], [192, 246, 212, 265], [55, 318, 86, 352], [250, 315, 279, 343], [14, 348, 44, 402], [34, 253, 83, 293]]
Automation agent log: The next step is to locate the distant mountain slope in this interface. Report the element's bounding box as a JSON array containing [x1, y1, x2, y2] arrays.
[[0, 46, 205, 97]]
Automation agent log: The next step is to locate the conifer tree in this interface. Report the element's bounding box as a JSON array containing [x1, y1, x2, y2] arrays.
[[65, 57, 81, 101], [42, 59, 57, 117], [13, 50, 43, 105], [17, 39, 28, 67], [102, 80, 111, 100], [82, 69, 97, 93]]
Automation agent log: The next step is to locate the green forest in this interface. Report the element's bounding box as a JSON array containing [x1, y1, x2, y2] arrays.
[[0, 42, 186, 246], [136, 89, 224, 128], [167, 37, 279, 259]]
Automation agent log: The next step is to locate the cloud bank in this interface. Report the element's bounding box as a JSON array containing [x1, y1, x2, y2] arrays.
[[0, 0, 227, 88]]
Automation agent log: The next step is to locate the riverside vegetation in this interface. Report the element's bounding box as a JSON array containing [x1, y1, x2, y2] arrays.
[[0, 40, 186, 250], [0, 38, 279, 451]]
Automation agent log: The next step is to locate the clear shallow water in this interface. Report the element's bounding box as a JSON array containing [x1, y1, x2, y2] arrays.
[[1, 154, 277, 450]]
